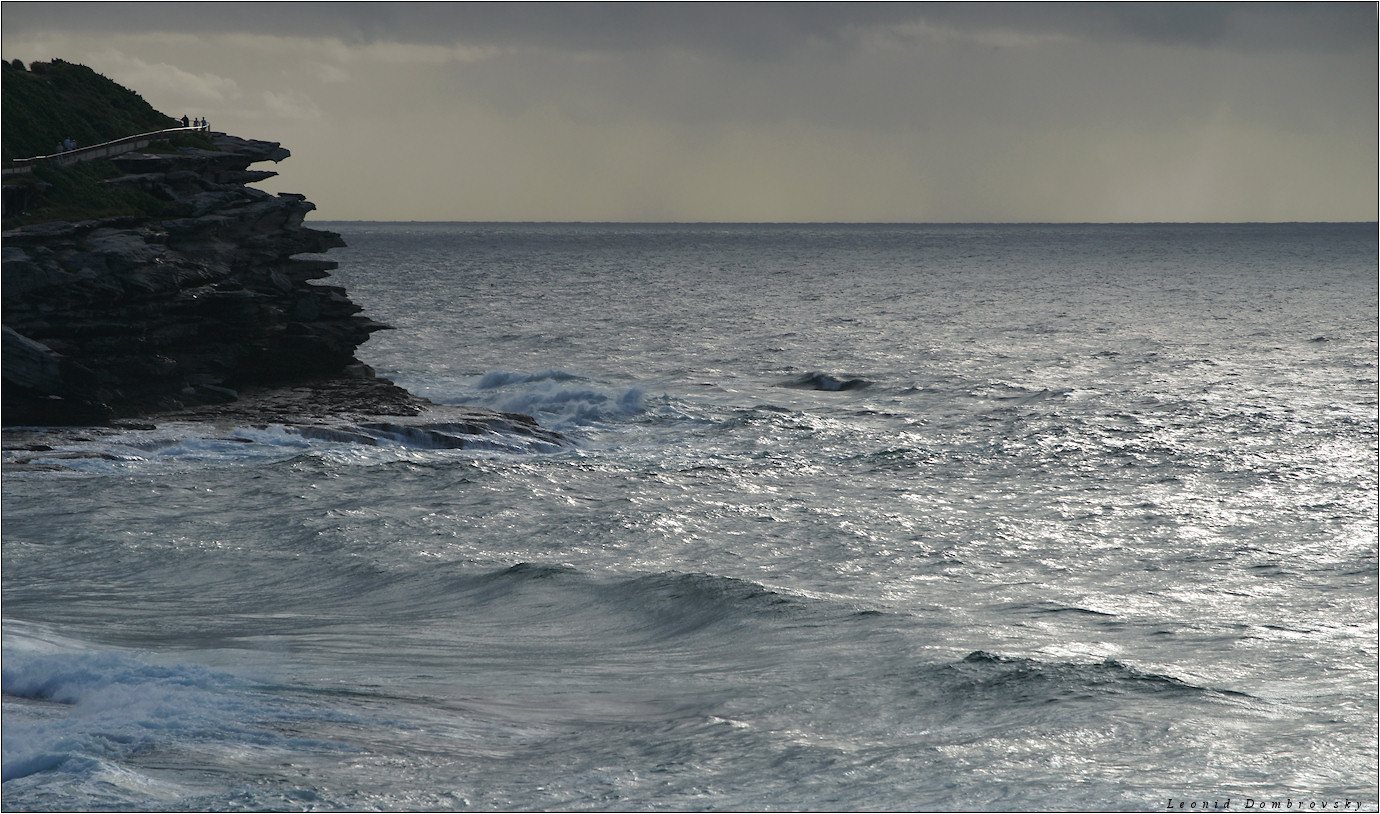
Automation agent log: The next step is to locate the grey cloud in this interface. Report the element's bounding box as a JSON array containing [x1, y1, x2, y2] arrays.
[[1, 2, 913, 52], [1055, 2, 1372, 52], [2, 1, 1371, 222], [3, 2, 1372, 56], [908, 3, 1374, 52]]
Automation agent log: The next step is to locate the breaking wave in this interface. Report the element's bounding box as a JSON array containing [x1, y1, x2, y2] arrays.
[[454, 369, 647, 431]]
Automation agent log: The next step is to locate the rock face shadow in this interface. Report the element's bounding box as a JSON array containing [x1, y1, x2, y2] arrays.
[[3, 133, 391, 426]]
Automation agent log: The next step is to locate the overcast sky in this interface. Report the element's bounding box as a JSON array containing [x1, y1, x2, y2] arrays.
[[3, 2, 1375, 222]]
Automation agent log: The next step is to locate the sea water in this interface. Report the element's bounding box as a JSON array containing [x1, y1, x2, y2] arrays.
[[3, 223, 1376, 811]]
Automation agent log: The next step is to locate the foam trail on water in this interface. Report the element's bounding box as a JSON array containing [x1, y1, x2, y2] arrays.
[[449, 370, 647, 432], [477, 369, 585, 389], [1, 621, 343, 799]]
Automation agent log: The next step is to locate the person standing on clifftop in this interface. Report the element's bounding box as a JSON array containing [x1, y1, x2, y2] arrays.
[[181, 115, 189, 127]]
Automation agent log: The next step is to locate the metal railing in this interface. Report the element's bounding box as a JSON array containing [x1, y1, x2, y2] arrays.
[[3, 124, 211, 177]]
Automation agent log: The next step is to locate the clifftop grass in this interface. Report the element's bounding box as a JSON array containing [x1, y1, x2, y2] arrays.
[[3, 59, 219, 227], [2, 58, 178, 161], [5, 159, 172, 228]]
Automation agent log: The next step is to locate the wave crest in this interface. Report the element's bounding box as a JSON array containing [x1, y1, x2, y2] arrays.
[[463, 370, 646, 431], [951, 651, 1252, 701]]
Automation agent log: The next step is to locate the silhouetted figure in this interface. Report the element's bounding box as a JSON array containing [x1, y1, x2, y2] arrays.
[[181, 115, 190, 127]]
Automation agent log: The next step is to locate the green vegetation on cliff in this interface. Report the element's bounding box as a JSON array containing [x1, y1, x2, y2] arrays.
[[3, 59, 219, 227], [5, 159, 171, 228], [2, 58, 178, 161]]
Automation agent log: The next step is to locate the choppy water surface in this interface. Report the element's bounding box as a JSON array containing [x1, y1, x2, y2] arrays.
[[3, 223, 1376, 811]]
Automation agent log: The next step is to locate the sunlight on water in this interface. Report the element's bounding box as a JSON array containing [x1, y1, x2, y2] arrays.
[[3, 224, 1375, 811]]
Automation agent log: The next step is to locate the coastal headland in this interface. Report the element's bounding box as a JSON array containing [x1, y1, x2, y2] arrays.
[[1, 59, 560, 455]]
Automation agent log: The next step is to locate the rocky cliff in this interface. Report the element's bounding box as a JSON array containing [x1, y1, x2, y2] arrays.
[[2, 132, 417, 425]]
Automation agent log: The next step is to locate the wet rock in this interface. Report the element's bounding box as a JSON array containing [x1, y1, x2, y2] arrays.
[[779, 371, 873, 391]]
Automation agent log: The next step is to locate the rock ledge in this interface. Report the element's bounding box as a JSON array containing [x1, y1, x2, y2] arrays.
[[3, 133, 392, 426]]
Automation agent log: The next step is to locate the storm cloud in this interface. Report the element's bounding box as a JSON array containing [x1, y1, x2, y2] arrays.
[[3, 2, 1374, 221]]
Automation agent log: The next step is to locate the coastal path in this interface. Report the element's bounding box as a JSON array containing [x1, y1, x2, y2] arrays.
[[2, 124, 211, 178]]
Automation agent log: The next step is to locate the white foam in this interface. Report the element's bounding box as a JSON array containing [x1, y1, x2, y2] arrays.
[[5, 413, 570, 476], [5, 424, 324, 476], [477, 369, 584, 389], [0, 622, 329, 794], [452, 370, 647, 432]]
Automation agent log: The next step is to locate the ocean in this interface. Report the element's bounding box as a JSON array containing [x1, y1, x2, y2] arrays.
[[3, 222, 1376, 811]]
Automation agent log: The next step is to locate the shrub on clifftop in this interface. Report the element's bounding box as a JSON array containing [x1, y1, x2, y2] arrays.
[[3, 60, 221, 226], [2, 59, 178, 161]]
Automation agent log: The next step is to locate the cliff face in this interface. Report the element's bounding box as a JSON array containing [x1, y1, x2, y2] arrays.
[[2, 133, 398, 425]]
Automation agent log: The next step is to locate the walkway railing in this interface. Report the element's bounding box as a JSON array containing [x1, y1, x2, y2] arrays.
[[2, 125, 212, 178]]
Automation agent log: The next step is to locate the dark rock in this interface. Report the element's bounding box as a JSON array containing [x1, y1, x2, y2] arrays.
[[779, 371, 873, 391], [2, 132, 393, 427], [189, 384, 239, 403]]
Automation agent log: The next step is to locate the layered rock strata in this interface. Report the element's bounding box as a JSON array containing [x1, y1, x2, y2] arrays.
[[3, 133, 415, 426]]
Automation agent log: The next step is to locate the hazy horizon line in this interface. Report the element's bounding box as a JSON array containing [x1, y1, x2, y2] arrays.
[[307, 219, 1379, 226]]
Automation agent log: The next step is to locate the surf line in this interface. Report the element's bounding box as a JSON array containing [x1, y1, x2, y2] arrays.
[[1165, 800, 1367, 810]]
